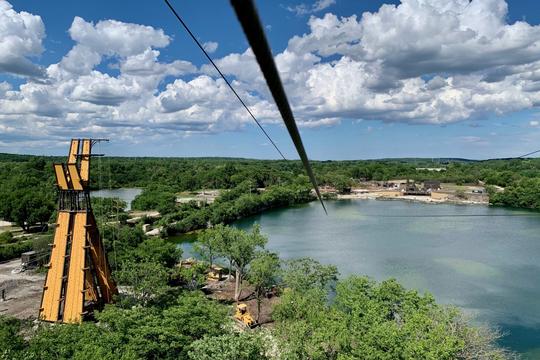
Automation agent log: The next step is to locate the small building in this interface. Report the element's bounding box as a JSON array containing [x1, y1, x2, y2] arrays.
[[21, 250, 45, 268], [404, 180, 429, 196], [387, 179, 411, 188], [423, 180, 441, 191]]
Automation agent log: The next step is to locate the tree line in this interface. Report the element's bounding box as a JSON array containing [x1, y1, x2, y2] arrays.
[[1, 154, 539, 237]]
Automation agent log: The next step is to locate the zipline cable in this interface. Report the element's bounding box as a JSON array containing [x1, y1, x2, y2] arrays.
[[229, 0, 327, 214], [518, 149, 540, 158], [106, 149, 118, 273], [163, 0, 286, 161]]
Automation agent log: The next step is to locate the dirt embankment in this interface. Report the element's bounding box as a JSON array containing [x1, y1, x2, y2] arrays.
[[204, 278, 279, 325]]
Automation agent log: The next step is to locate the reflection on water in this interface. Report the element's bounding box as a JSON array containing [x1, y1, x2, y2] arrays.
[[434, 257, 500, 278], [231, 200, 540, 357], [169, 232, 198, 258], [90, 188, 142, 210]]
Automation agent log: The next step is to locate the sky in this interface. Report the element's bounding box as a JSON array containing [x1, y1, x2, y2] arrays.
[[1, 0, 540, 160]]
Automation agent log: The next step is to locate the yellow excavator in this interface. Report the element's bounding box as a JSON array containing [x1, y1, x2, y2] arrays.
[[206, 265, 224, 282], [234, 303, 256, 328]]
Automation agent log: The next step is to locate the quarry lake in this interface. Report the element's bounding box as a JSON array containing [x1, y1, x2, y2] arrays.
[[90, 188, 141, 210], [180, 200, 540, 357]]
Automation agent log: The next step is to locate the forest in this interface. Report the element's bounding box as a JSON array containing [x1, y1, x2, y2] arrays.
[[1, 154, 539, 262], [1, 153, 540, 237]]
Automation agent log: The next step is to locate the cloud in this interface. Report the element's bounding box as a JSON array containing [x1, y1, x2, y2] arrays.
[[458, 136, 489, 145], [3, 0, 540, 150], [0, 7, 278, 146], [52, 16, 172, 78], [286, 0, 336, 16], [0, 0, 46, 77], [280, 0, 540, 124], [69, 16, 170, 57], [298, 117, 340, 128], [202, 41, 218, 53], [313, 0, 336, 12], [530, 120, 539, 127]]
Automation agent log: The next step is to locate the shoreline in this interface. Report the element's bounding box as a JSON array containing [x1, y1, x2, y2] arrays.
[[336, 193, 489, 206]]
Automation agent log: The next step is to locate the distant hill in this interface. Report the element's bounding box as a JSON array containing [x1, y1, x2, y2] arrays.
[[1, 152, 536, 163]]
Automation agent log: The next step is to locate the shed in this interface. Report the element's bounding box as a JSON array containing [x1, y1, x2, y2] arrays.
[[423, 180, 441, 191], [21, 250, 43, 268]]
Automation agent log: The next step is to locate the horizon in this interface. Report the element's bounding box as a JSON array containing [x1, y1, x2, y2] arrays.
[[1, 150, 535, 163], [1, 0, 540, 159]]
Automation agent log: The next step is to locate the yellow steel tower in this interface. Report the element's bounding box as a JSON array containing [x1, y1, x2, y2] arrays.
[[39, 139, 118, 323]]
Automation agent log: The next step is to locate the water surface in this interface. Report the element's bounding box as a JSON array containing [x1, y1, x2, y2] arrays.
[[232, 200, 540, 357], [90, 188, 142, 210]]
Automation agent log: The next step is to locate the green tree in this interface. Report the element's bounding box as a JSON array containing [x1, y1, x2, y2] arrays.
[[133, 237, 181, 268], [25, 322, 131, 360], [18, 292, 229, 360], [171, 261, 207, 290], [91, 197, 127, 222], [188, 333, 268, 360], [455, 189, 467, 199], [249, 251, 280, 322], [225, 225, 267, 301], [0, 231, 14, 245], [0, 316, 26, 359], [96, 292, 228, 359], [132, 185, 176, 214], [273, 274, 514, 360], [116, 261, 169, 306], [8, 190, 54, 231], [194, 225, 225, 267], [281, 257, 339, 293], [332, 174, 352, 193]]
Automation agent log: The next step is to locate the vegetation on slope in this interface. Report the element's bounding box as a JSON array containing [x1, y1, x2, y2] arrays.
[[0, 224, 514, 359]]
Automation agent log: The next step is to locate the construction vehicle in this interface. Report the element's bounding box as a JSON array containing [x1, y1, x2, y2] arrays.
[[234, 303, 256, 328], [206, 265, 224, 282], [178, 258, 197, 269]]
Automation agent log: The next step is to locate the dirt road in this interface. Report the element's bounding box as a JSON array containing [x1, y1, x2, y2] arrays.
[[0, 259, 44, 319]]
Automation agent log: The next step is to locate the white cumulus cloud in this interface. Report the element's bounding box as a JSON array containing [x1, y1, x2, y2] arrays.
[[2, 0, 540, 149], [202, 41, 218, 53], [287, 0, 336, 16], [0, 0, 45, 77]]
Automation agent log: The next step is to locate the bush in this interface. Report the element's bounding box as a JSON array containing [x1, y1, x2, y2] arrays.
[[188, 333, 269, 360], [132, 186, 177, 214], [490, 178, 540, 209], [0, 231, 14, 245], [0, 241, 33, 262], [273, 270, 514, 360]]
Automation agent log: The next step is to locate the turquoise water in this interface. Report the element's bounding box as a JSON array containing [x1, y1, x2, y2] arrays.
[[90, 188, 142, 210], [230, 200, 540, 357]]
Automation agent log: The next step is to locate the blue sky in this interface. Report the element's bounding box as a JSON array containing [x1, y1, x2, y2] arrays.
[[1, 0, 540, 159]]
